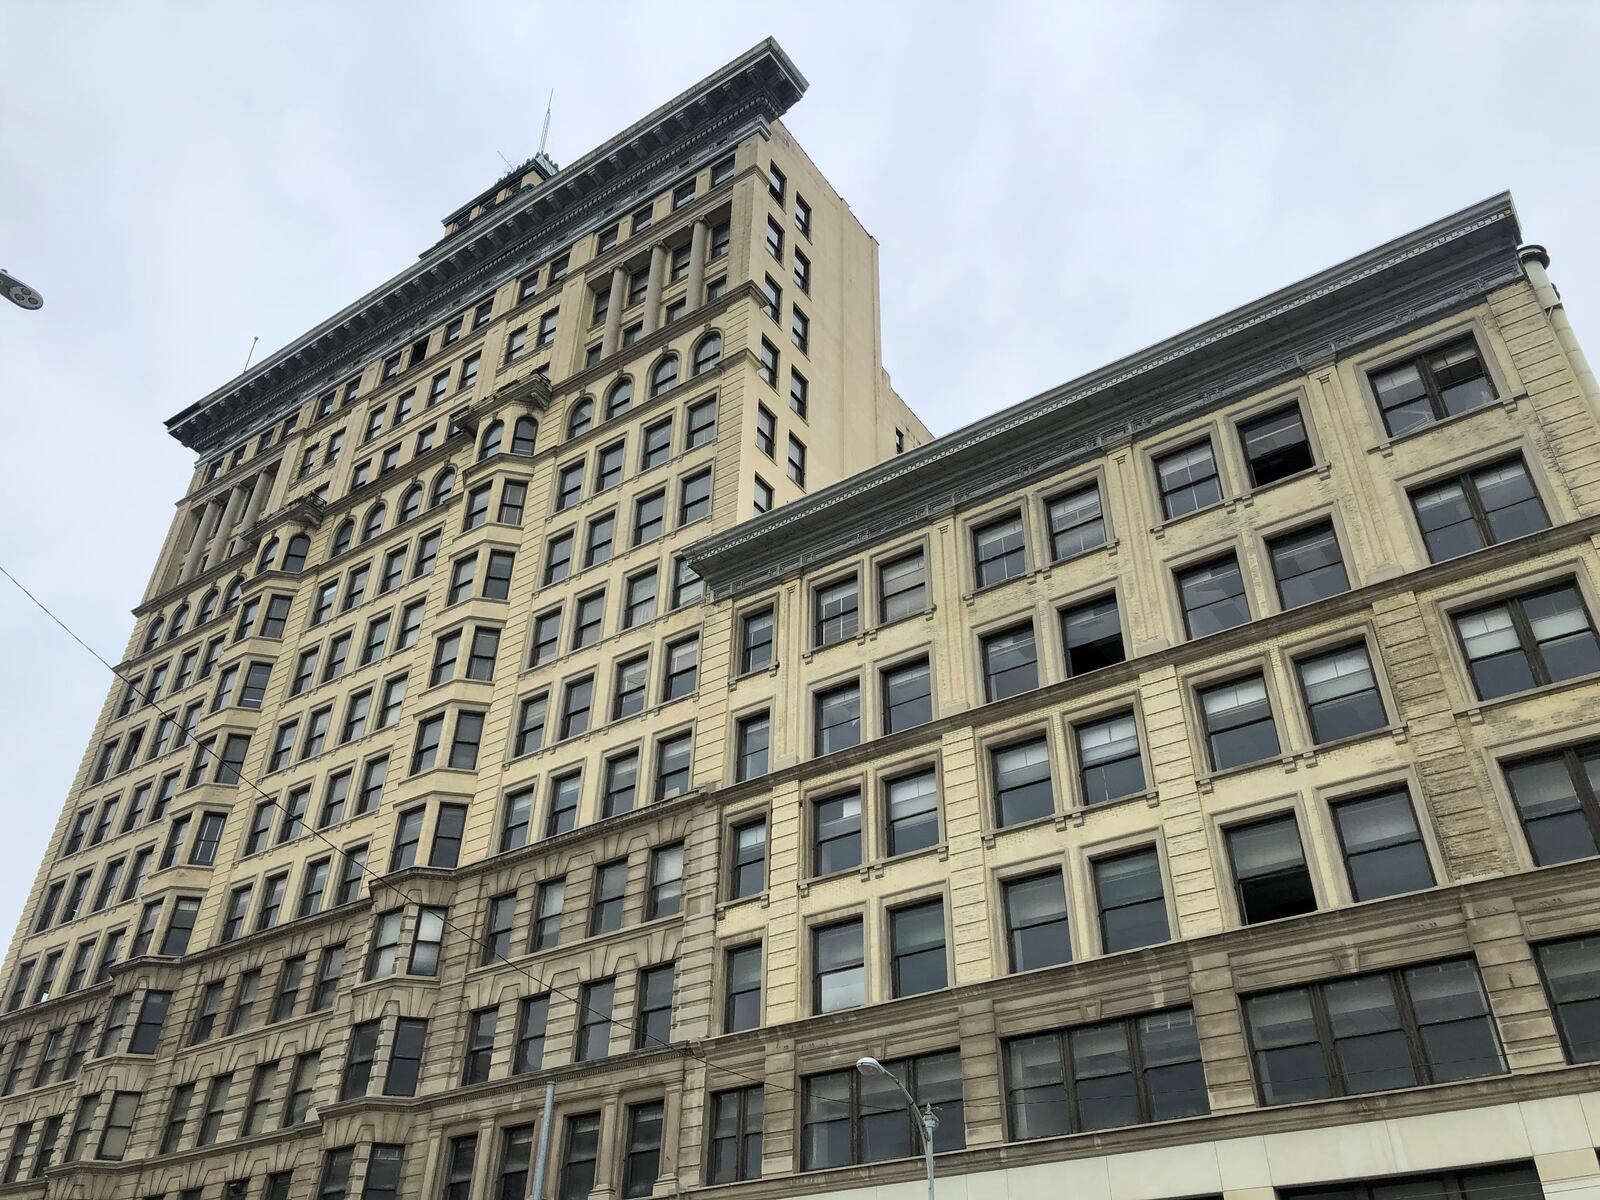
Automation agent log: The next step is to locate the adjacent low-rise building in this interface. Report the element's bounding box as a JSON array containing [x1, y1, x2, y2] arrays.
[[4, 35, 1600, 1200]]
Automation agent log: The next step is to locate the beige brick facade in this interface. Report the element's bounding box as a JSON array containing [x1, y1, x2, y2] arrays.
[[4, 36, 1600, 1200]]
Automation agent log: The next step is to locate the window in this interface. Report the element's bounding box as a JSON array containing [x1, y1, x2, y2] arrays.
[[982, 622, 1038, 701], [735, 711, 770, 781], [1155, 441, 1222, 518], [1245, 957, 1503, 1102], [810, 790, 861, 876], [885, 769, 939, 855], [635, 964, 675, 1048], [663, 637, 699, 700], [1535, 935, 1600, 1063], [1199, 673, 1279, 771], [463, 1008, 497, 1085], [537, 310, 557, 347], [504, 326, 528, 361], [1370, 336, 1496, 436], [706, 1086, 764, 1184], [528, 609, 560, 666], [129, 989, 171, 1053], [1095, 847, 1169, 951], [511, 995, 550, 1075], [755, 404, 776, 457], [382, 1018, 426, 1096], [449, 711, 484, 769], [972, 514, 1026, 587], [757, 337, 778, 386], [558, 1112, 602, 1200], [514, 694, 548, 757], [1411, 457, 1549, 562], [890, 898, 947, 996], [794, 248, 810, 292], [814, 682, 860, 755], [365, 910, 403, 979], [1505, 743, 1600, 865], [640, 418, 671, 469], [466, 627, 500, 680], [686, 396, 717, 446], [1295, 641, 1387, 743], [786, 434, 806, 485], [650, 355, 678, 397], [1268, 520, 1349, 607], [499, 480, 527, 524], [791, 308, 809, 353], [803, 1051, 964, 1166], [1047, 484, 1107, 560], [559, 676, 593, 739], [590, 860, 627, 934], [1075, 710, 1145, 804], [464, 482, 491, 528], [644, 843, 684, 919], [196, 1073, 231, 1146], [729, 819, 766, 898], [555, 461, 584, 510], [1453, 581, 1600, 700], [992, 737, 1053, 826], [543, 531, 573, 584], [547, 772, 580, 835], [633, 491, 665, 544], [723, 943, 762, 1033], [576, 982, 613, 1062], [1177, 553, 1250, 638], [655, 733, 692, 800], [764, 215, 783, 259], [483, 551, 515, 599], [740, 607, 774, 674], [1061, 594, 1125, 674], [572, 591, 604, 649], [679, 468, 712, 523], [1240, 404, 1315, 487], [1003, 1009, 1206, 1138], [1226, 813, 1316, 924], [1330, 787, 1434, 901], [882, 657, 932, 732], [532, 881, 564, 950], [694, 332, 722, 375], [813, 917, 864, 1012]]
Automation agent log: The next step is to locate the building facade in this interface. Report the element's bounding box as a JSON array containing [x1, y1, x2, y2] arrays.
[[5, 36, 1600, 1200]]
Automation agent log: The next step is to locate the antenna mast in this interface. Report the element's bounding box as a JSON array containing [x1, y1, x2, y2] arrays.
[[538, 89, 554, 158]]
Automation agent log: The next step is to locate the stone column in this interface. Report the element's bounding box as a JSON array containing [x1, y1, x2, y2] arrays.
[[205, 484, 248, 569], [642, 243, 668, 334], [178, 498, 223, 582], [687, 219, 710, 310], [229, 468, 276, 557], [601, 266, 628, 357]]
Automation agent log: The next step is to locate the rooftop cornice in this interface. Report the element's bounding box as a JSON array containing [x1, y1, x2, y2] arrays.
[[684, 192, 1525, 599], [164, 37, 806, 456]]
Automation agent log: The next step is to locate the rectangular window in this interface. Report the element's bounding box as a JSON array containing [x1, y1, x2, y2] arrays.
[[382, 1018, 426, 1096], [686, 397, 718, 446], [1245, 958, 1503, 1103], [1003, 1009, 1206, 1139], [786, 434, 806, 485], [635, 964, 675, 1048], [532, 880, 564, 950], [1453, 581, 1600, 700], [1411, 457, 1549, 562], [1296, 642, 1386, 743], [633, 491, 665, 544], [1003, 869, 1072, 971], [889, 898, 947, 997], [655, 733, 692, 800], [1061, 594, 1124, 674], [366, 910, 403, 979], [584, 513, 615, 567], [589, 860, 627, 935], [1331, 788, 1434, 901], [559, 677, 593, 740], [724, 944, 762, 1033], [543, 531, 573, 585], [1505, 743, 1600, 865], [973, 513, 1026, 587], [729, 819, 766, 899], [576, 982, 613, 1062], [407, 906, 445, 978], [481, 894, 515, 965], [882, 657, 932, 732], [679, 468, 712, 523], [547, 773, 580, 836], [812, 790, 861, 875], [1075, 709, 1145, 804], [647, 843, 683, 917], [758, 338, 778, 386], [982, 622, 1038, 700], [514, 995, 550, 1072], [1155, 441, 1222, 519], [1047, 484, 1107, 560], [1199, 673, 1280, 770], [706, 1086, 763, 1183], [622, 1100, 664, 1199], [814, 682, 860, 755], [735, 711, 770, 783], [1094, 847, 1169, 952], [813, 917, 865, 1013], [814, 577, 859, 646], [1226, 813, 1316, 924], [992, 737, 1053, 826], [884, 769, 939, 856], [802, 1051, 964, 1166], [463, 1007, 497, 1085], [1370, 335, 1496, 436], [1269, 520, 1349, 607], [1240, 404, 1314, 486], [1536, 935, 1600, 1063], [1177, 553, 1250, 638]]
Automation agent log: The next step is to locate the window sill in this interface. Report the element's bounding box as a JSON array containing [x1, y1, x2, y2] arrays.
[[1234, 460, 1332, 503], [1368, 392, 1523, 457], [715, 889, 771, 919], [1195, 753, 1303, 794], [799, 840, 951, 893], [1149, 496, 1229, 538], [1454, 669, 1600, 724]]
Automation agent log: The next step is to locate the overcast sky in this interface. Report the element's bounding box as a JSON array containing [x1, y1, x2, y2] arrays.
[[2, 1, 1598, 939]]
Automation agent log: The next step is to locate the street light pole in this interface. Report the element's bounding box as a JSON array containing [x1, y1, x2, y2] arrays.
[[856, 1056, 937, 1200]]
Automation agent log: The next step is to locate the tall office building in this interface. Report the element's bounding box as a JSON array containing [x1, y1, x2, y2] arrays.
[[4, 36, 1600, 1200]]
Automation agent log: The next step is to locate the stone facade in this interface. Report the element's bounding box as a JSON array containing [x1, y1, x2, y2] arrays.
[[4, 36, 1600, 1200]]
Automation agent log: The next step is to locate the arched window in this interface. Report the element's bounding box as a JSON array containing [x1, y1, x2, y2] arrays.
[[283, 534, 310, 573], [478, 421, 504, 461], [511, 416, 538, 456], [693, 332, 722, 376], [256, 538, 279, 573], [222, 577, 243, 613], [605, 378, 633, 420], [399, 484, 423, 521], [431, 468, 456, 508], [331, 518, 355, 558], [361, 504, 386, 543], [197, 588, 219, 624], [567, 398, 594, 439], [142, 616, 164, 652], [650, 354, 679, 398], [167, 603, 190, 641]]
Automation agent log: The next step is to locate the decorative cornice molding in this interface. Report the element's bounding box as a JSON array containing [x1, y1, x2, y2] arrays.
[[164, 39, 805, 456], [684, 193, 1525, 599]]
